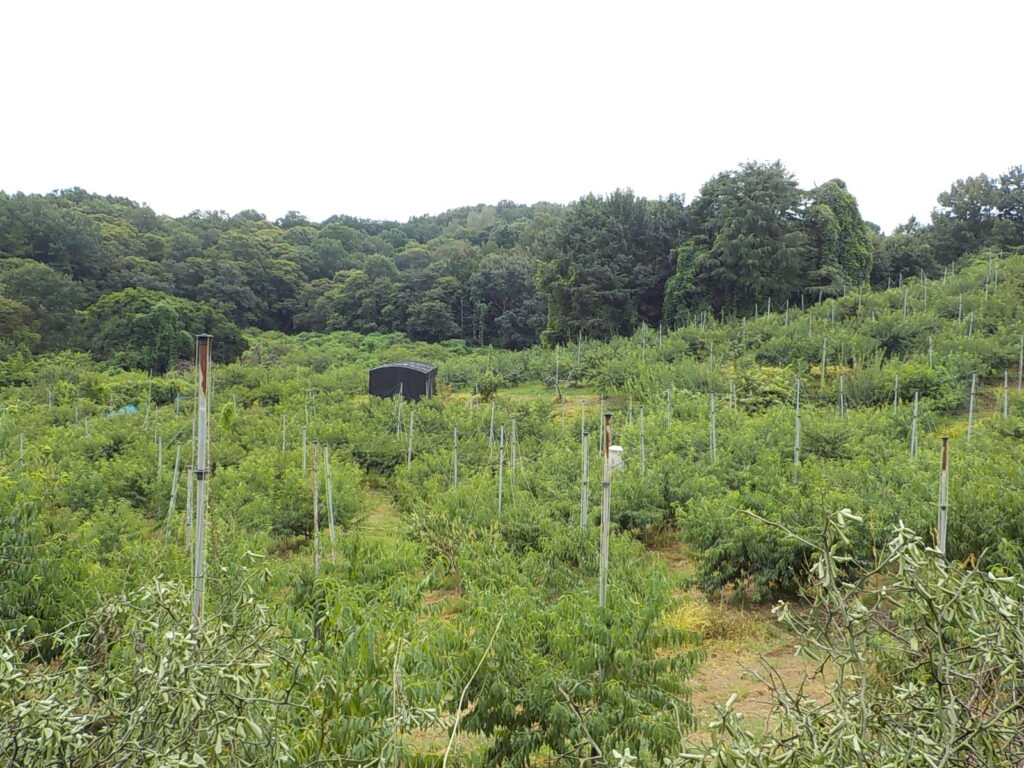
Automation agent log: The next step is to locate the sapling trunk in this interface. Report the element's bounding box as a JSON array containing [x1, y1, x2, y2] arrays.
[[838, 374, 846, 419], [928, 336, 933, 368], [599, 413, 612, 608], [937, 437, 949, 555], [820, 339, 827, 388], [302, 427, 307, 472]]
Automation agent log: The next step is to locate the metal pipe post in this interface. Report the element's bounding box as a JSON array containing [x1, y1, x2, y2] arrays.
[[191, 334, 212, 632], [599, 413, 612, 607]]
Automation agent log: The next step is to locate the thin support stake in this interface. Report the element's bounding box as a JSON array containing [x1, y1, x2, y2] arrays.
[[967, 374, 976, 443], [452, 426, 459, 489], [166, 445, 182, 527], [580, 429, 589, 527], [324, 445, 336, 563], [407, 411, 414, 468], [312, 442, 320, 579], [598, 413, 612, 607], [1003, 370, 1010, 420], [793, 378, 801, 484], [937, 437, 950, 555], [910, 392, 919, 458], [497, 426, 505, 515], [709, 393, 717, 464], [639, 406, 646, 477]]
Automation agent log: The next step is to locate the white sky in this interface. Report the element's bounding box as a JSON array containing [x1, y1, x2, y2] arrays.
[[1, 0, 1021, 233]]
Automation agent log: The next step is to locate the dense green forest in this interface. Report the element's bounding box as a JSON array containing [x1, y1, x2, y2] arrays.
[[3, 243, 1024, 765], [2, 162, 1022, 372]]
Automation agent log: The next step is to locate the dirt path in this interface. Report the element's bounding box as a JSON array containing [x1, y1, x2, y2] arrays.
[[653, 539, 827, 737], [359, 486, 403, 539]]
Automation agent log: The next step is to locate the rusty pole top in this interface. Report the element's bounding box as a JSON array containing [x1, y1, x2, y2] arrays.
[[603, 412, 612, 462], [940, 436, 949, 472]]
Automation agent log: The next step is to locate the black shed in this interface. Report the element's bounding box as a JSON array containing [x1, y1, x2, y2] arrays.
[[369, 361, 437, 401]]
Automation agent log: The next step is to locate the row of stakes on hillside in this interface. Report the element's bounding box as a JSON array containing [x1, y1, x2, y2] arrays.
[[23, 327, 1016, 631]]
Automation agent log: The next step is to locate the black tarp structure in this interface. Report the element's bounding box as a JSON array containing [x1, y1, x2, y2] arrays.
[[369, 361, 437, 401]]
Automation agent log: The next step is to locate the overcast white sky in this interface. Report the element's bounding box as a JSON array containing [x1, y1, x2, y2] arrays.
[[2, 0, 1021, 233]]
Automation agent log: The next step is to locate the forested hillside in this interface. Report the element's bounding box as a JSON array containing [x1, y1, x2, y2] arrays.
[[2, 246, 1024, 765], [2, 163, 1022, 370]]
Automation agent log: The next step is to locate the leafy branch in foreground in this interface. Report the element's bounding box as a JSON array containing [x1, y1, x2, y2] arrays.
[[675, 509, 1024, 767]]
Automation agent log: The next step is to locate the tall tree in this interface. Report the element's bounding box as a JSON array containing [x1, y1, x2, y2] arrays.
[[674, 162, 810, 315], [805, 179, 873, 291], [540, 190, 685, 344]]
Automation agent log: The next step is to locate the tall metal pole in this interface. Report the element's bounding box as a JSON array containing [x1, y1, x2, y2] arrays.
[[302, 427, 307, 472], [580, 429, 589, 527], [191, 334, 212, 632], [599, 413, 612, 607], [967, 374, 976, 443], [324, 445, 336, 563], [893, 374, 900, 412], [838, 374, 846, 419], [937, 437, 949, 555]]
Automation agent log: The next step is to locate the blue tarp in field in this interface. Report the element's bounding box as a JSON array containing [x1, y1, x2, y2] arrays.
[[105, 404, 138, 417]]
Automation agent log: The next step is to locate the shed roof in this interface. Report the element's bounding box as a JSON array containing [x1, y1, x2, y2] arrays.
[[370, 361, 437, 374]]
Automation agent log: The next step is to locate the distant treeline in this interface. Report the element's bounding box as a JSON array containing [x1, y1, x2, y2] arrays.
[[1, 162, 1021, 370]]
